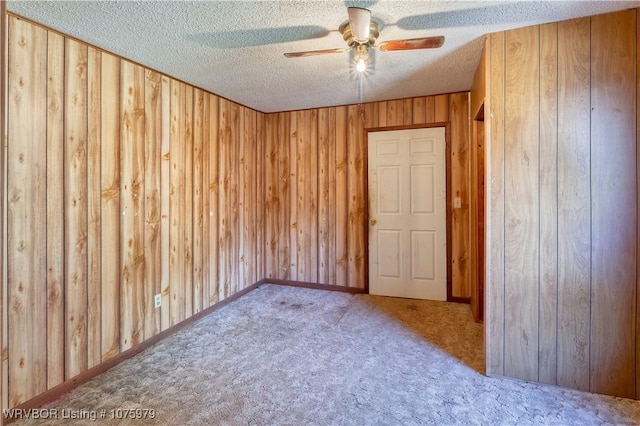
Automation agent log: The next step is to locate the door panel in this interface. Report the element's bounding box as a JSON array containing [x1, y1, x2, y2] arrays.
[[368, 127, 447, 300], [411, 165, 434, 214], [378, 166, 401, 214], [378, 230, 402, 278], [411, 230, 436, 280]]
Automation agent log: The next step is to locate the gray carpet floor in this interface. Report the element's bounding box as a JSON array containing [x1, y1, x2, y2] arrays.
[[12, 284, 640, 425]]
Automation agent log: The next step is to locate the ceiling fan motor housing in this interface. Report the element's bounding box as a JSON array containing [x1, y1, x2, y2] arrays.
[[340, 22, 380, 47]]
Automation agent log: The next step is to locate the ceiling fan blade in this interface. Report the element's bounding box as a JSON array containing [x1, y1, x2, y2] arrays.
[[347, 7, 371, 43], [284, 47, 350, 58], [378, 36, 445, 51]]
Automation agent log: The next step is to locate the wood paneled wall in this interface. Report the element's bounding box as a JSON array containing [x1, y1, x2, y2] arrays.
[[263, 92, 472, 298], [2, 16, 265, 408], [486, 9, 639, 399]]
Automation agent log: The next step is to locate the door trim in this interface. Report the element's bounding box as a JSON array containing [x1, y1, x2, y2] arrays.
[[364, 122, 455, 302]]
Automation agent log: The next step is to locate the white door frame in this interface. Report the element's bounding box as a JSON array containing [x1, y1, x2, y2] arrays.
[[365, 124, 451, 300]]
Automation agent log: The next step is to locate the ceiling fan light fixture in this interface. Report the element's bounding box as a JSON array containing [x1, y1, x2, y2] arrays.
[[354, 44, 369, 72]]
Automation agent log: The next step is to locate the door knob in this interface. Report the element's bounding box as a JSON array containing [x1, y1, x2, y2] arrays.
[[370, 218, 377, 226]]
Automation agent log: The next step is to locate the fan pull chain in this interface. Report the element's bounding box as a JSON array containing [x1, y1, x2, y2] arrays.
[[358, 71, 365, 123]]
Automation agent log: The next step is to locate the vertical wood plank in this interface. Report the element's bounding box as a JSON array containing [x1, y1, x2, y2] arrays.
[[347, 104, 365, 288], [159, 76, 170, 330], [308, 109, 319, 283], [288, 112, 298, 280], [208, 94, 219, 305], [229, 103, 240, 293], [201, 93, 210, 308], [403, 98, 413, 125], [470, 118, 485, 321], [296, 110, 308, 280], [589, 9, 636, 399], [503, 25, 540, 382], [183, 86, 193, 317], [278, 113, 290, 279], [486, 31, 505, 377], [335, 106, 348, 286], [425, 96, 436, 123], [364, 102, 378, 128], [470, 113, 478, 315], [256, 113, 265, 282], [86, 47, 101, 369], [64, 37, 89, 380], [471, 42, 488, 119], [637, 7, 640, 402], [120, 61, 145, 351], [264, 114, 276, 278], [100, 52, 120, 359], [449, 92, 471, 299], [557, 17, 591, 392], [412, 97, 427, 124], [538, 22, 559, 385], [434, 94, 450, 122], [192, 89, 204, 314], [7, 17, 48, 405], [247, 109, 257, 285], [46, 30, 65, 388], [218, 98, 231, 299], [327, 108, 337, 285], [318, 108, 331, 284], [0, 2, 5, 411], [144, 69, 162, 336], [386, 99, 403, 127], [237, 107, 246, 289], [377, 101, 387, 127], [169, 80, 184, 325]]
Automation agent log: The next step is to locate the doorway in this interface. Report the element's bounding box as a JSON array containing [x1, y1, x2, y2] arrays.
[[367, 127, 447, 300]]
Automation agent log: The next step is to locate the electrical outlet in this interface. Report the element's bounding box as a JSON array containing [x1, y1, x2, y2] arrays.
[[154, 294, 162, 308]]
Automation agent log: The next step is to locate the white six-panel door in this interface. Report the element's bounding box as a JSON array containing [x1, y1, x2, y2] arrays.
[[368, 127, 447, 300]]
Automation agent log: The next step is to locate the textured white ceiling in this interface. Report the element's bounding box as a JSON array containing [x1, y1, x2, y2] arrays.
[[7, 1, 639, 113]]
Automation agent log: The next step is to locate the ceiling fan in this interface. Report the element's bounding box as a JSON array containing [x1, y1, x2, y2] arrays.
[[284, 7, 444, 72]]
